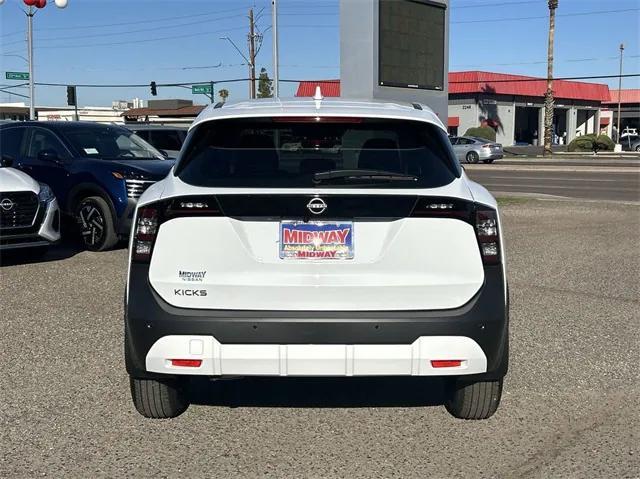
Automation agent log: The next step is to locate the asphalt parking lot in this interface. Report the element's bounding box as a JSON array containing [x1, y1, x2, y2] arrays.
[[1, 199, 639, 478]]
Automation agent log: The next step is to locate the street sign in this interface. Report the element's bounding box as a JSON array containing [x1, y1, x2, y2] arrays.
[[6, 71, 29, 81], [192, 84, 212, 95]]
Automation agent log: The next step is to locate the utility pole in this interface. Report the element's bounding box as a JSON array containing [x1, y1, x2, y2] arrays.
[[272, 0, 279, 97], [543, 0, 558, 157], [248, 9, 256, 99], [616, 43, 624, 143], [27, 6, 35, 120]]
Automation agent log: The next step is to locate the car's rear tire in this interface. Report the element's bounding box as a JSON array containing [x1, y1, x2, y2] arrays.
[[466, 151, 480, 164], [75, 196, 118, 251], [130, 376, 189, 419], [445, 378, 503, 420]]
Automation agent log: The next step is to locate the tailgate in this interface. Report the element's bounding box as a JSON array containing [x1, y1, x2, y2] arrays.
[[149, 214, 484, 311]]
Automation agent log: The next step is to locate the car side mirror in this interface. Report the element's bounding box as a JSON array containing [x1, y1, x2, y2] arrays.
[[37, 149, 61, 163], [159, 149, 169, 159], [1, 155, 14, 167]]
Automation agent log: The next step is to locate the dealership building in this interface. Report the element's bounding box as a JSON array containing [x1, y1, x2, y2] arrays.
[[297, 71, 622, 146], [603, 89, 640, 136], [448, 71, 611, 146]]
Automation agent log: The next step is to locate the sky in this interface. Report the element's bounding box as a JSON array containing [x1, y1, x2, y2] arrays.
[[0, 0, 639, 107]]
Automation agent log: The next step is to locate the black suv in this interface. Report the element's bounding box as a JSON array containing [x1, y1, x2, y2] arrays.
[[0, 121, 174, 251]]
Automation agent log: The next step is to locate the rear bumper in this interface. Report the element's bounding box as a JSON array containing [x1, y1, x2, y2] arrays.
[[126, 264, 508, 380], [146, 335, 488, 376], [479, 150, 503, 160]]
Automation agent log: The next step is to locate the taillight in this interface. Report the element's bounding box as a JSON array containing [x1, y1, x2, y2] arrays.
[[165, 196, 221, 218], [132, 196, 222, 263], [482, 144, 492, 148], [475, 209, 500, 265], [132, 206, 158, 263], [410, 197, 474, 221]]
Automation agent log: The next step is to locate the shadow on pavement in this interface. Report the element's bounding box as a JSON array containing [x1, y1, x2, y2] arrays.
[[190, 376, 447, 408], [0, 220, 128, 267]]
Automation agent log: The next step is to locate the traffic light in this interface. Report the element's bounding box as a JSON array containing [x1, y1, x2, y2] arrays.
[[66, 85, 76, 106], [150, 81, 157, 96]]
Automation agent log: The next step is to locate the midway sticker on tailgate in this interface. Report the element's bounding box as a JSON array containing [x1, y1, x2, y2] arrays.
[[280, 222, 354, 260]]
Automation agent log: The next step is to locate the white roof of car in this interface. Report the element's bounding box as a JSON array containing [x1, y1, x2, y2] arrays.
[[191, 97, 446, 131]]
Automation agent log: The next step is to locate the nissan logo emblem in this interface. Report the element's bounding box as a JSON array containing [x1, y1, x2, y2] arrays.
[[0, 198, 14, 211], [307, 197, 327, 215]]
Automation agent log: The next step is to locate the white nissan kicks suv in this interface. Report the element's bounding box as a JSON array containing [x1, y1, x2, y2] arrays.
[[125, 98, 509, 420]]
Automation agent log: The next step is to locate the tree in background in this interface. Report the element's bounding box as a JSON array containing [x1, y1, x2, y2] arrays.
[[257, 68, 273, 98], [218, 89, 229, 103], [543, 0, 558, 156]]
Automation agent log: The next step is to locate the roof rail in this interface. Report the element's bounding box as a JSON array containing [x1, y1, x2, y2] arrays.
[[411, 103, 423, 110], [213, 102, 224, 109]]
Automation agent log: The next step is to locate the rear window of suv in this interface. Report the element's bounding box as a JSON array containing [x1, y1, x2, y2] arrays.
[[176, 117, 460, 188]]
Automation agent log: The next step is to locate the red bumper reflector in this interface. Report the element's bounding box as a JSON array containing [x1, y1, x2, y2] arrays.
[[431, 360, 462, 368], [170, 359, 202, 368]]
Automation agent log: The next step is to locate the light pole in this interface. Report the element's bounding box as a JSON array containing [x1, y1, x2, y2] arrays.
[[616, 43, 624, 144], [271, 0, 279, 97], [1, 0, 69, 120]]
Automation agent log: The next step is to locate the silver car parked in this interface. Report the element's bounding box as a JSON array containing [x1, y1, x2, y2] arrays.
[[450, 136, 503, 164]]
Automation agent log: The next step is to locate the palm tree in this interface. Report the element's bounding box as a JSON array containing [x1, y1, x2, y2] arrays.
[[218, 89, 229, 103], [544, 0, 558, 156]]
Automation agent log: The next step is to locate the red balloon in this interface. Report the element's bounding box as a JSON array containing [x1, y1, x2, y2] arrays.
[[35, 0, 47, 7], [23, 0, 37, 6]]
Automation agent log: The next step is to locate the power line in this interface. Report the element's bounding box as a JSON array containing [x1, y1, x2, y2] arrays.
[[29, 73, 639, 89], [32, 26, 247, 49], [0, 6, 251, 38], [448, 73, 640, 84], [274, 0, 545, 9], [453, 54, 640, 68], [15, 24, 343, 50], [1, 13, 247, 47], [451, 1, 539, 8], [452, 8, 639, 24], [4, 7, 635, 49]]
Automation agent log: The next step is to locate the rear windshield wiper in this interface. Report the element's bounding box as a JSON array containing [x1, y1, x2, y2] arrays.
[[313, 169, 418, 184]]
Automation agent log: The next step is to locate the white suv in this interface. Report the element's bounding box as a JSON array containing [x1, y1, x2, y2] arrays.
[[125, 98, 509, 420]]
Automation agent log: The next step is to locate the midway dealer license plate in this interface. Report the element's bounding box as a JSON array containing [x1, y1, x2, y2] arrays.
[[280, 222, 354, 260]]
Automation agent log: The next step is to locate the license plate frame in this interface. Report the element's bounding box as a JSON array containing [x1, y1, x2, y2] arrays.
[[279, 221, 354, 260]]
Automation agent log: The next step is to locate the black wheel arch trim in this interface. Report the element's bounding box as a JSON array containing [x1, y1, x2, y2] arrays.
[[67, 182, 118, 227]]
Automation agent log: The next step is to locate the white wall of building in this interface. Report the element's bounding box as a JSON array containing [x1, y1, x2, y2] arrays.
[[38, 107, 126, 124]]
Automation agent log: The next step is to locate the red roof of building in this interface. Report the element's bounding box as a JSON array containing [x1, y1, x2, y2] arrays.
[[604, 89, 640, 104], [449, 71, 610, 102], [295, 80, 340, 97], [296, 73, 611, 103]]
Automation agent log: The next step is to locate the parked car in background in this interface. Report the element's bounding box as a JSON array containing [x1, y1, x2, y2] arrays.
[[125, 98, 509, 421], [0, 163, 60, 255], [128, 125, 188, 159], [450, 136, 503, 163], [620, 134, 640, 152], [0, 122, 174, 251]]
